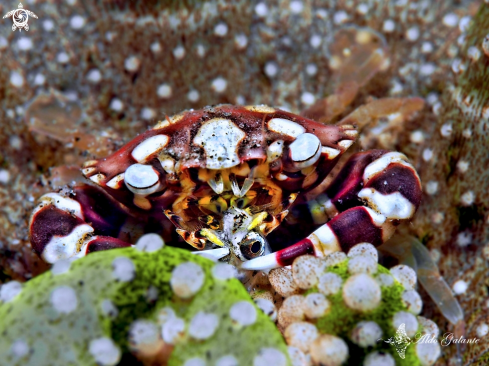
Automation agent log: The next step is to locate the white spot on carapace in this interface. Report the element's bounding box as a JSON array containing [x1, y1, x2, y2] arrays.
[[267, 118, 305, 138], [468, 46, 481, 62], [112, 257, 136, 282], [211, 77, 228, 93], [230, 301, 257, 326], [42, 224, 94, 263], [157, 84, 172, 99], [50, 286, 77, 314], [321, 146, 341, 159], [290, 0, 304, 13], [358, 188, 415, 220], [410, 130, 424, 143], [89, 337, 121, 366], [452, 280, 468, 294], [43, 19, 55, 31], [103, 173, 124, 190], [289, 133, 321, 168], [194, 118, 245, 169], [461, 190, 475, 206], [17, 37, 33, 51], [356, 3, 369, 15], [189, 311, 219, 340], [135, 233, 165, 252], [132, 135, 169, 163], [34, 73, 46, 85], [266, 140, 284, 162], [421, 42, 434, 53], [170, 262, 204, 298], [476, 323, 489, 338]]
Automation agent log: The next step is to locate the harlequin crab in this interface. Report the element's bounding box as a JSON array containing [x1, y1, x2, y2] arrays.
[[29, 103, 423, 271]]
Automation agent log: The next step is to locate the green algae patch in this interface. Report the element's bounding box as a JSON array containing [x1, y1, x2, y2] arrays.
[[0, 247, 289, 366], [313, 260, 422, 366]]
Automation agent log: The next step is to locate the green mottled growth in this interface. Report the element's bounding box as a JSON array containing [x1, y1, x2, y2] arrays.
[[313, 260, 421, 366], [0, 247, 289, 366]]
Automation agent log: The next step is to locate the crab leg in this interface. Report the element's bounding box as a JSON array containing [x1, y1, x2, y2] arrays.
[[29, 187, 134, 263], [242, 150, 422, 270]]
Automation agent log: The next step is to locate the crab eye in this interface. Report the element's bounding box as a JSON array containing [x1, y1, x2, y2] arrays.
[[124, 163, 161, 195], [240, 231, 266, 260]]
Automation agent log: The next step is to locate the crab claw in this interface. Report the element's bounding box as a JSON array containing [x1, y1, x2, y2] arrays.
[[242, 206, 395, 271], [29, 190, 132, 263]]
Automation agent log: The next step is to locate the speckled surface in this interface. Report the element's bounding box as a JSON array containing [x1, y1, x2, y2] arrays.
[[0, 246, 289, 366], [0, 0, 488, 365]]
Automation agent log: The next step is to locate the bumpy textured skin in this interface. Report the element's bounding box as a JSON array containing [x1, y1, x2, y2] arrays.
[[0, 246, 289, 366]]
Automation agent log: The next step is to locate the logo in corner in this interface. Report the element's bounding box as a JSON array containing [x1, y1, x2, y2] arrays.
[[3, 3, 38, 32], [379, 323, 412, 359]]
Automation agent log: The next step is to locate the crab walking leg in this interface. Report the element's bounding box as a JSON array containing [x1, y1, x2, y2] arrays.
[[29, 191, 133, 263], [307, 150, 422, 224], [241, 206, 395, 270]]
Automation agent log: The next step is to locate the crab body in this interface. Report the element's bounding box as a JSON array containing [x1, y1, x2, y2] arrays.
[[29, 104, 422, 270]]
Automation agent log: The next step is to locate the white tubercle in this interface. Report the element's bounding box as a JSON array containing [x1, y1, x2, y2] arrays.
[[358, 188, 415, 219], [267, 118, 306, 137], [193, 118, 246, 169], [131, 135, 170, 163], [321, 146, 341, 159], [289, 133, 321, 168], [124, 164, 159, 194], [106, 174, 125, 189]]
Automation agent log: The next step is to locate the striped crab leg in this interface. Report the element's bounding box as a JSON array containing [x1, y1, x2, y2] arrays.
[[242, 150, 422, 270]]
